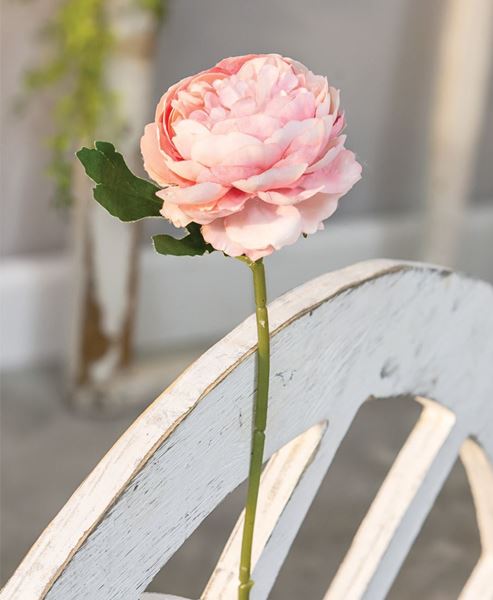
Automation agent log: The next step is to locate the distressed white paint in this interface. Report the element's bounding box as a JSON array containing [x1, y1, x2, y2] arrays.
[[325, 399, 459, 599], [423, 0, 493, 265], [203, 422, 327, 598], [2, 260, 493, 600]]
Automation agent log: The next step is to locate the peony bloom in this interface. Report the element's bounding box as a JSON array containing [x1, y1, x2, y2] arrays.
[[141, 54, 362, 261]]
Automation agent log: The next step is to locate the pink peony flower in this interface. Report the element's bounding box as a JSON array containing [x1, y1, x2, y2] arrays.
[[141, 54, 362, 261]]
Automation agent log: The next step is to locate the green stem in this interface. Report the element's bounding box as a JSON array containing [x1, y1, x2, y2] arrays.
[[238, 258, 270, 600]]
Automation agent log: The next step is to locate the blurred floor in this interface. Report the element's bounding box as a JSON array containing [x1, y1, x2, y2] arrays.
[[0, 349, 481, 599]]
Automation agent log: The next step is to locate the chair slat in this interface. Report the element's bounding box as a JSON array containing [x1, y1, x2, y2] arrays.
[[324, 400, 460, 599], [202, 422, 326, 598], [459, 439, 493, 599]]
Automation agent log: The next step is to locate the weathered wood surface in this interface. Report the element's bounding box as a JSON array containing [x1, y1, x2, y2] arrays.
[[2, 260, 492, 600]]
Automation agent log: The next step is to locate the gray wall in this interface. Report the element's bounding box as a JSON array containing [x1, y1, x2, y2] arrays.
[[1, 0, 492, 257]]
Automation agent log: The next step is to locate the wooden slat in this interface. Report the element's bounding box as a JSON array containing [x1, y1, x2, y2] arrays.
[[325, 400, 459, 600], [459, 439, 493, 599], [202, 422, 327, 598]]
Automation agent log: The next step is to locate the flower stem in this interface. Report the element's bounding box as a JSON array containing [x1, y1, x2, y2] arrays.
[[238, 258, 270, 600]]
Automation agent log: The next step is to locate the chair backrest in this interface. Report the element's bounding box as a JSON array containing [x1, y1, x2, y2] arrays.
[[2, 260, 492, 600]]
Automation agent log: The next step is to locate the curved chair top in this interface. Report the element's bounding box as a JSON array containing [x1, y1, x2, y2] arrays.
[[2, 260, 493, 600]]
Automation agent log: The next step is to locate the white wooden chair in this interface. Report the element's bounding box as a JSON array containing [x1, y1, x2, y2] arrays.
[[2, 260, 492, 600]]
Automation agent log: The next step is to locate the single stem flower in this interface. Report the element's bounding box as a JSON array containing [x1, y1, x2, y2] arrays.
[[76, 53, 361, 600], [237, 257, 270, 598]]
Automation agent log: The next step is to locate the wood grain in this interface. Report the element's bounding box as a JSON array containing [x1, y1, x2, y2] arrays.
[[2, 260, 492, 600]]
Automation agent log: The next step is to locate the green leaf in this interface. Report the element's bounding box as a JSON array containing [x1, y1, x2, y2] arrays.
[[76, 141, 162, 221], [152, 230, 212, 257], [186, 222, 214, 250]]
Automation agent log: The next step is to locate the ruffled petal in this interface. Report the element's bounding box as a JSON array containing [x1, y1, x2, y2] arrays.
[[301, 148, 362, 195], [159, 201, 192, 228], [148, 54, 362, 258], [224, 198, 302, 250], [157, 181, 228, 205], [257, 185, 324, 205], [233, 163, 307, 193], [165, 158, 210, 182], [305, 135, 345, 173], [191, 132, 265, 167], [278, 90, 316, 123], [201, 218, 274, 260], [201, 218, 246, 257], [140, 124, 184, 186], [296, 192, 340, 234], [211, 114, 280, 140]]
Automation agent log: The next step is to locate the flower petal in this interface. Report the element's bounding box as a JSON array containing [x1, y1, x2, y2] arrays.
[[233, 163, 307, 193], [140, 123, 184, 186], [201, 218, 246, 257], [257, 185, 324, 205], [172, 119, 210, 160], [191, 132, 264, 167], [184, 196, 249, 226], [297, 192, 340, 234], [160, 201, 192, 228], [278, 90, 316, 123], [165, 158, 210, 181], [224, 198, 302, 250], [157, 181, 228, 205], [305, 135, 345, 173], [301, 149, 362, 194]]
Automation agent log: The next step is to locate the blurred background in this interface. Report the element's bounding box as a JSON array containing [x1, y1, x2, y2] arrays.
[[1, 0, 492, 598]]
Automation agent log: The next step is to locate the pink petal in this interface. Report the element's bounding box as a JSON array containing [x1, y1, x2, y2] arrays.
[[209, 164, 261, 185], [224, 143, 282, 168], [140, 124, 184, 186], [278, 91, 316, 123], [280, 118, 333, 169], [297, 193, 340, 234], [256, 63, 280, 106], [328, 87, 341, 115], [229, 97, 258, 118], [265, 120, 310, 153], [160, 201, 192, 228], [201, 214, 275, 260], [257, 185, 324, 205], [331, 113, 345, 137], [157, 181, 228, 205], [172, 119, 210, 160], [305, 136, 345, 173], [237, 56, 269, 80], [179, 189, 249, 225], [276, 70, 299, 94], [224, 198, 302, 250], [165, 158, 210, 181], [212, 114, 280, 140], [215, 54, 260, 75], [301, 149, 362, 195], [191, 132, 263, 167], [233, 163, 307, 193], [201, 219, 246, 257]]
